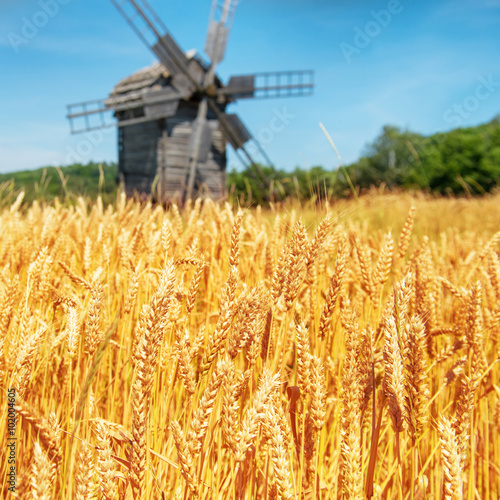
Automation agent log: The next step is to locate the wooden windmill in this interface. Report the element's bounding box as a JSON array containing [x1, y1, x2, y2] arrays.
[[67, 0, 314, 202]]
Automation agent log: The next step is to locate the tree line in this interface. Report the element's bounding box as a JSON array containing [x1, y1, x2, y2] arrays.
[[2, 115, 499, 205], [228, 114, 500, 203]]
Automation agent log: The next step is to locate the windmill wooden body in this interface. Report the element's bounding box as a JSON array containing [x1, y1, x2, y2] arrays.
[[67, 0, 314, 202]]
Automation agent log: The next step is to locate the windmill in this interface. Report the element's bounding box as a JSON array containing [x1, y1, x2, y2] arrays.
[[67, 0, 314, 202]]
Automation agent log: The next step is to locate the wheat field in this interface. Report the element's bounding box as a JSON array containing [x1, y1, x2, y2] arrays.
[[1, 191, 500, 499]]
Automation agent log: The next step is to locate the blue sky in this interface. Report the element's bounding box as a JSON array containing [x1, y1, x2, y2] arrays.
[[1, 0, 500, 174]]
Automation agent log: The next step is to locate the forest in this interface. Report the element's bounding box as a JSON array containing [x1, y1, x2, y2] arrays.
[[1, 115, 499, 206]]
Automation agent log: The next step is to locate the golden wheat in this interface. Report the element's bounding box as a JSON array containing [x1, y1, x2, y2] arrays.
[[1, 192, 500, 498]]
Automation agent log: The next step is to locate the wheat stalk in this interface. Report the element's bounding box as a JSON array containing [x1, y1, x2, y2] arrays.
[[339, 300, 363, 500]]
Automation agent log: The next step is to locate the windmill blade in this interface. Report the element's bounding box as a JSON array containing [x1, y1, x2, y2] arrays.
[[187, 114, 213, 164], [185, 0, 239, 200], [108, 87, 186, 119], [105, 86, 186, 110], [222, 70, 314, 100], [143, 100, 180, 120], [207, 99, 271, 192], [217, 113, 252, 150], [109, 0, 200, 91], [67, 88, 187, 133], [66, 99, 168, 133], [68, 99, 160, 133], [66, 99, 115, 134], [205, 0, 238, 66], [185, 98, 213, 201]]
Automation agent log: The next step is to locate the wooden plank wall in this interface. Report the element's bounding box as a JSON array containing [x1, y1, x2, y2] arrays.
[[159, 103, 227, 201], [119, 121, 162, 196], [119, 102, 227, 201]]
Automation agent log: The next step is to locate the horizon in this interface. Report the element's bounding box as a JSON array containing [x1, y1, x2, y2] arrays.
[[1, 0, 500, 174], [3, 113, 500, 177]]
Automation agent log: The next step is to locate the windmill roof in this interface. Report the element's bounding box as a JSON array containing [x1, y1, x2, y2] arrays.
[[105, 61, 179, 109], [109, 62, 168, 97], [107, 52, 220, 108]]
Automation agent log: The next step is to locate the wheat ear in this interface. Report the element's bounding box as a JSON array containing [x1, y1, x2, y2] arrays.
[[221, 357, 240, 453], [201, 266, 238, 373], [95, 420, 118, 500], [284, 220, 308, 310], [265, 404, 294, 500], [318, 237, 347, 340], [16, 398, 62, 475], [171, 420, 199, 497], [397, 205, 416, 260], [85, 283, 104, 357], [75, 441, 96, 500], [128, 266, 176, 498], [438, 415, 463, 500], [14, 325, 46, 399], [373, 232, 394, 296], [235, 368, 281, 462], [404, 315, 429, 444], [187, 357, 225, 456], [31, 441, 54, 500], [304, 215, 333, 283], [295, 322, 312, 395], [383, 315, 407, 433]]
